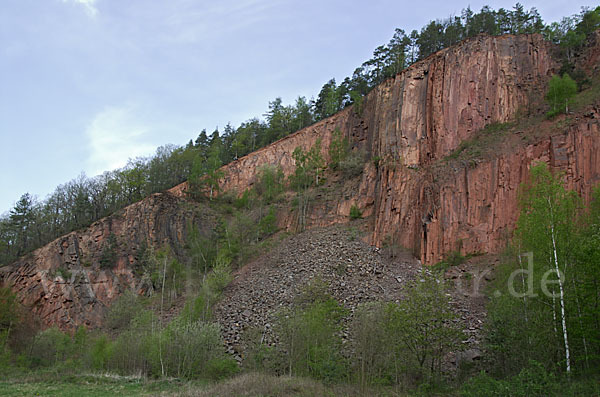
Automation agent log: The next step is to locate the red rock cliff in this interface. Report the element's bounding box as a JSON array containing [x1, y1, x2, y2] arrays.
[[174, 33, 583, 263], [0, 192, 215, 330], [4, 33, 599, 331]]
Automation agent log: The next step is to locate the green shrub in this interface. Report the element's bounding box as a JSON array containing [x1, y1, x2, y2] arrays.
[[99, 233, 118, 269], [29, 327, 72, 367], [349, 204, 362, 220], [276, 280, 349, 382], [371, 156, 381, 168], [90, 334, 111, 370], [258, 206, 278, 237], [351, 303, 396, 387], [105, 289, 143, 330], [461, 362, 563, 397], [546, 73, 577, 117], [107, 310, 154, 375], [254, 165, 284, 204], [340, 151, 365, 178], [328, 128, 349, 170], [55, 266, 72, 281], [150, 321, 228, 379], [206, 357, 240, 380]]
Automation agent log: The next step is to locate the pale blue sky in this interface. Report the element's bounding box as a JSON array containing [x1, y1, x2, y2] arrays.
[[0, 0, 587, 213]]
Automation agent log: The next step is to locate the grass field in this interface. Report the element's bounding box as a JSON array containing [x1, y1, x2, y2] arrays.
[[0, 371, 432, 397], [0, 372, 190, 397]]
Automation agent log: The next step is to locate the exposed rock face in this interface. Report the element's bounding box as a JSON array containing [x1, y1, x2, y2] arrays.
[[374, 112, 600, 263], [172, 34, 553, 195], [0, 193, 215, 330], [175, 33, 585, 263], [4, 32, 599, 332]]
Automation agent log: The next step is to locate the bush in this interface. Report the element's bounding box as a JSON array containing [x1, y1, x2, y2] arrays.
[[275, 280, 348, 382], [55, 266, 72, 281], [29, 327, 72, 367], [328, 128, 349, 170], [105, 289, 143, 330], [254, 165, 284, 204], [206, 357, 240, 380], [151, 321, 229, 379], [461, 362, 562, 397], [107, 310, 154, 375], [349, 204, 362, 220], [351, 303, 396, 387], [99, 233, 118, 269], [89, 334, 111, 371], [258, 206, 278, 237], [546, 73, 577, 117], [340, 151, 365, 178]]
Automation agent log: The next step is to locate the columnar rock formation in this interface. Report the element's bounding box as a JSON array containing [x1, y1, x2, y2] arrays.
[[174, 33, 594, 263]]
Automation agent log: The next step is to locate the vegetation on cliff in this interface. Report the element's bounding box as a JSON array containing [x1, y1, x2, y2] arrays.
[[2, 4, 599, 267], [2, 4, 600, 397]]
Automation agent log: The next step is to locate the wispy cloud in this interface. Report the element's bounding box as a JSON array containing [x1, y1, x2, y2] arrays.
[[159, 0, 279, 44], [85, 104, 156, 175], [61, 0, 99, 17]]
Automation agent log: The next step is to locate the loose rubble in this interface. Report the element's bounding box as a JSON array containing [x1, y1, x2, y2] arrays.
[[213, 223, 490, 366]]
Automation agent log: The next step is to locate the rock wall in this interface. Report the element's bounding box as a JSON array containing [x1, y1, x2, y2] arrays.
[[4, 33, 599, 331], [0, 192, 215, 330], [168, 33, 553, 196], [173, 33, 569, 262], [373, 112, 600, 263]]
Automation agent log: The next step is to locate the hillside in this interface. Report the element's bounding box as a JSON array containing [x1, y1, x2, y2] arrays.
[[175, 32, 600, 264], [2, 31, 600, 333]]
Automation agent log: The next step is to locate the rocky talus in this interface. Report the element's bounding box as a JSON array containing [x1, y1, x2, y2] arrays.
[[213, 224, 488, 363]]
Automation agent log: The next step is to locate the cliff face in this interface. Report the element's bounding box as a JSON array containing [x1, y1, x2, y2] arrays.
[[0, 193, 215, 330], [173, 33, 575, 263], [4, 33, 599, 331], [171, 34, 552, 195], [373, 113, 600, 263]]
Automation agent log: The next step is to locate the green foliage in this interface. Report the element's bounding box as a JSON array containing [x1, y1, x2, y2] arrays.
[[29, 327, 73, 368], [385, 272, 463, 382], [276, 280, 348, 382], [432, 250, 466, 271], [371, 156, 381, 169], [460, 361, 600, 397], [445, 122, 512, 162], [485, 164, 600, 378], [55, 266, 72, 281], [349, 204, 362, 220], [258, 206, 278, 237], [254, 165, 284, 205], [187, 223, 217, 275], [205, 357, 240, 380], [233, 189, 254, 210], [351, 303, 396, 387], [289, 140, 325, 231], [151, 320, 231, 379], [339, 150, 365, 178], [90, 335, 110, 371], [99, 233, 118, 269], [546, 74, 578, 117], [328, 129, 349, 171], [105, 290, 144, 330], [0, 287, 18, 333]]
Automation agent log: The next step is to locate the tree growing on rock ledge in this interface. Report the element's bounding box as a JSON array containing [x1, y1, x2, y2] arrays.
[[546, 73, 577, 117]]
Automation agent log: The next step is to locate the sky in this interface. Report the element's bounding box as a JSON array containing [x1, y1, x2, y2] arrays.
[[0, 0, 590, 214]]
